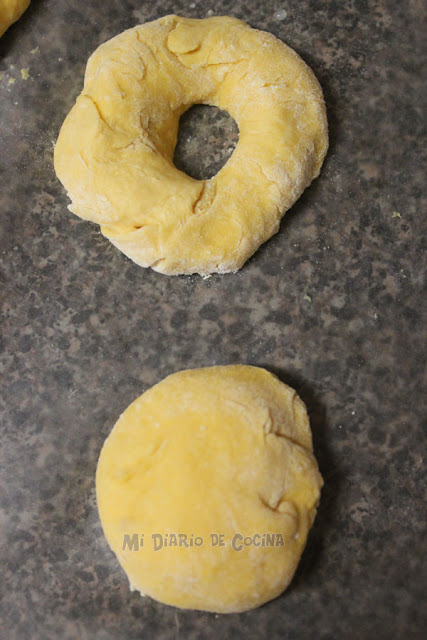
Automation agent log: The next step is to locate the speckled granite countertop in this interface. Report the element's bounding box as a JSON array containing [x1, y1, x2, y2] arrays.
[[0, 1, 425, 638]]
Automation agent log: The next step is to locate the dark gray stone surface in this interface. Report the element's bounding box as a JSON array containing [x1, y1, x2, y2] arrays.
[[0, 1, 425, 638]]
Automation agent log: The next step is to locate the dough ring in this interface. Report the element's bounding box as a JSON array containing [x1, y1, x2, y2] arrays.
[[55, 15, 328, 275], [0, 0, 30, 37], [96, 365, 323, 613]]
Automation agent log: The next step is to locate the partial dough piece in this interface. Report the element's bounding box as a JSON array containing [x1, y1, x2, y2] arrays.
[[0, 0, 30, 37], [96, 366, 323, 613], [55, 15, 328, 276]]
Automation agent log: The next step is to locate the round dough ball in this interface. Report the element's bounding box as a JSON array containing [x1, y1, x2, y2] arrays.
[[55, 15, 328, 276], [0, 0, 30, 37], [96, 366, 323, 613]]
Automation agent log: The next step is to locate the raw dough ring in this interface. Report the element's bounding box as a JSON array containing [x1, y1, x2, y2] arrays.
[[96, 366, 323, 613], [54, 15, 328, 275], [0, 0, 30, 37]]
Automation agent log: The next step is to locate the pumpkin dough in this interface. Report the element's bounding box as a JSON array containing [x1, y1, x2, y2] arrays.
[[96, 366, 323, 613], [54, 15, 328, 276], [0, 0, 30, 37]]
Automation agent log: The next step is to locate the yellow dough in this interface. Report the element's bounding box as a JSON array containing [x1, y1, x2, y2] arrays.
[[54, 15, 328, 276], [96, 366, 323, 613], [0, 0, 30, 37]]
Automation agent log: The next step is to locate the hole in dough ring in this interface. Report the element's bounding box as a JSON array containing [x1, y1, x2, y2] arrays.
[[54, 15, 328, 276], [96, 365, 323, 613]]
